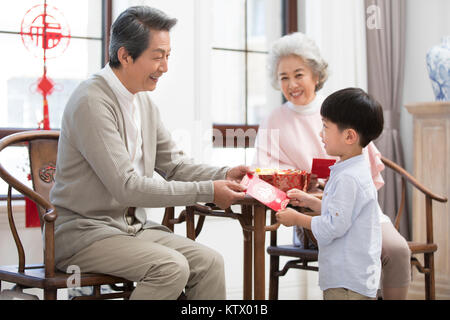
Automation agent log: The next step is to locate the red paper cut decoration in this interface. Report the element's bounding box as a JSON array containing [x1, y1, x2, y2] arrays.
[[20, 1, 71, 130], [20, 2, 70, 227], [20, 3, 71, 59]]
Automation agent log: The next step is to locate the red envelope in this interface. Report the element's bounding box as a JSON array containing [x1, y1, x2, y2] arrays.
[[311, 158, 337, 179], [241, 173, 289, 211]]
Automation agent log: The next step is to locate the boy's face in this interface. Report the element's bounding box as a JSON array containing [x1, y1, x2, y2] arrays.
[[319, 118, 347, 157]]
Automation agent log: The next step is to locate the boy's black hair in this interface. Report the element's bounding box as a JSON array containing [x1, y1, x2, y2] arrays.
[[320, 88, 384, 148]]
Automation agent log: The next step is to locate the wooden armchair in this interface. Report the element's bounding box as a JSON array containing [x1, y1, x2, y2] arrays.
[[0, 130, 175, 300], [266, 156, 447, 300], [380, 156, 447, 299]]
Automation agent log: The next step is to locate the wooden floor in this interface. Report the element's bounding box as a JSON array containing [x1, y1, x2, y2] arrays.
[[2, 206, 446, 300], [0, 207, 323, 300]]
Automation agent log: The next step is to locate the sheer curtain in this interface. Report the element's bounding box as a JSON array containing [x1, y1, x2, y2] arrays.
[[302, 0, 368, 96], [364, 0, 409, 238]]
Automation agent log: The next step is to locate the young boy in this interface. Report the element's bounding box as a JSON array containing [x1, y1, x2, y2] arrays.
[[276, 87, 384, 300]]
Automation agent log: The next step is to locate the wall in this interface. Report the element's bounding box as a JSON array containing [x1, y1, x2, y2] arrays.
[[401, 0, 450, 181]]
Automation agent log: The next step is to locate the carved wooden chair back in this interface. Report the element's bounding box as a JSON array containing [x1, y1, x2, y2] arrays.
[[0, 130, 135, 300]]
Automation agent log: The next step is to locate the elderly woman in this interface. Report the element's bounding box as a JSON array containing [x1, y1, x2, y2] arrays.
[[252, 32, 411, 300]]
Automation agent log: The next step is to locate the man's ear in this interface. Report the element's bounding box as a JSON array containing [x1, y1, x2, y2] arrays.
[[117, 47, 133, 67], [344, 128, 359, 145]]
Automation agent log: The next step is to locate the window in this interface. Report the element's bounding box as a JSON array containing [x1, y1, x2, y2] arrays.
[[209, 0, 290, 167], [211, 0, 282, 126], [0, 0, 107, 199], [0, 0, 104, 130]]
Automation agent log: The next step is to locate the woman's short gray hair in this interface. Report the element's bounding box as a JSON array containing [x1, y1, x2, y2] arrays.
[[268, 32, 328, 91], [109, 6, 177, 68]]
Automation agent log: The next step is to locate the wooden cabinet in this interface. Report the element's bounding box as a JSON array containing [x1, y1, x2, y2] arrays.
[[406, 101, 450, 299]]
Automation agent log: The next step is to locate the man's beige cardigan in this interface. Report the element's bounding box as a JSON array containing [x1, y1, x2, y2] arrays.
[[50, 74, 228, 264]]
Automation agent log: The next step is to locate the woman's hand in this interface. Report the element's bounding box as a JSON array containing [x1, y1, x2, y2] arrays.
[[307, 173, 319, 191]]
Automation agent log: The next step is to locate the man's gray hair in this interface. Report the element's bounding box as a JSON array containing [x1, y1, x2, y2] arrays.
[[109, 6, 177, 68], [267, 32, 328, 92]]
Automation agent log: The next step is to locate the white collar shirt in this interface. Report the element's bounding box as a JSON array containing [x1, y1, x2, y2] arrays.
[[98, 64, 144, 177]]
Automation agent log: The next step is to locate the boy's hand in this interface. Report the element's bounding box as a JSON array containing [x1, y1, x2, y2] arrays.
[[275, 207, 300, 227], [287, 188, 311, 207]]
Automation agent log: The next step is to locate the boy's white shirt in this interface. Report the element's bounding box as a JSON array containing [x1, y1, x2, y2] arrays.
[[311, 154, 382, 298]]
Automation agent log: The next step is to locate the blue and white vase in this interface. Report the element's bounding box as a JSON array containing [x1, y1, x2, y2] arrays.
[[426, 36, 450, 101]]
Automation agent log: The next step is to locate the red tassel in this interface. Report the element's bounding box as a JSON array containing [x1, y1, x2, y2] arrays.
[[25, 197, 40, 228], [43, 95, 50, 130]]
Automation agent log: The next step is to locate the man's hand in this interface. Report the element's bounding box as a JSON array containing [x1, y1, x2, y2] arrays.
[[226, 165, 253, 183], [213, 180, 246, 209]]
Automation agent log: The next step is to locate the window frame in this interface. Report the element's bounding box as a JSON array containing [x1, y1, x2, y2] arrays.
[[0, 0, 112, 200], [0, 0, 111, 140]]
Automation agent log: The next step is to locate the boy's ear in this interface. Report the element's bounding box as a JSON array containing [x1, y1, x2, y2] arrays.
[[344, 128, 359, 145]]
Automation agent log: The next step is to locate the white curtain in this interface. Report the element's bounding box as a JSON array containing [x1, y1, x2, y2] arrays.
[[302, 0, 368, 96], [364, 0, 409, 239]]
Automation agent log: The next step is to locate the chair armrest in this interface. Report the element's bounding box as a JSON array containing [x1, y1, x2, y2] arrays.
[[3, 184, 57, 275], [381, 156, 447, 203], [0, 174, 57, 222], [0, 133, 58, 276], [0, 132, 58, 222]]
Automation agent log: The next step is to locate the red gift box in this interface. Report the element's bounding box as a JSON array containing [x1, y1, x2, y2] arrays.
[[255, 169, 310, 192], [273, 170, 310, 192], [258, 174, 274, 185]]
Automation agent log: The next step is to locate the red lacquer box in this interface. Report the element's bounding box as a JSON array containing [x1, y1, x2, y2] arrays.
[[255, 169, 311, 192]]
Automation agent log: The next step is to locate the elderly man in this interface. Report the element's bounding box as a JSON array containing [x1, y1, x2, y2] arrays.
[[50, 5, 249, 300]]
